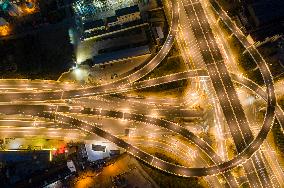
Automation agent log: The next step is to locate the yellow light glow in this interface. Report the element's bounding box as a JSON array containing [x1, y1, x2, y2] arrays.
[[21, 0, 39, 15], [0, 25, 10, 36], [49, 150, 52, 161]]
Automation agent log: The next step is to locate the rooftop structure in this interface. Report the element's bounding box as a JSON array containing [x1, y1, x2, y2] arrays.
[[81, 4, 141, 34], [83, 19, 105, 33], [115, 5, 140, 25], [115, 4, 139, 17], [93, 45, 150, 64], [0, 150, 49, 163], [106, 15, 118, 27]]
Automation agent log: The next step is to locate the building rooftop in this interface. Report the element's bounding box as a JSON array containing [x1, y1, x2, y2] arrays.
[[107, 16, 118, 23], [83, 19, 105, 31], [115, 5, 139, 17], [0, 150, 49, 163], [93, 45, 150, 64]]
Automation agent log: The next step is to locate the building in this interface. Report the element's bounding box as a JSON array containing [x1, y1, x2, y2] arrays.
[[0, 150, 50, 163], [14, 164, 72, 188], [107, 16, 119, 27], [66, 160, 76, 173], [84, 140, 120, 162], [83, 19, 105, 33], [93, 45, 150, 64], [92, 144, 106, 152], [106, 5, 141, 28], [76, 3, 152, 65], [0, 150, 51, 187], [115, 5, 141, 24], [80, 5, 142, 40]]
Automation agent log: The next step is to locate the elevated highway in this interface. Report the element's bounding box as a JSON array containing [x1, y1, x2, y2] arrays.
[[0, 0, 282, 187]]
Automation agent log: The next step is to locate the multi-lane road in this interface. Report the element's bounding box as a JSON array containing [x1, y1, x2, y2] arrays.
[[0, 0, 282, 187], [0, 1, 179, 103], [179, 0, 274, 187]]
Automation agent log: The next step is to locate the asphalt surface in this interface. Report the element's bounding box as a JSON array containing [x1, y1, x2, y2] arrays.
[[179, 0, 276, 187], [0, 0, 280, 187], [0, 1, 179, 103], [0, 101, 278, 178]]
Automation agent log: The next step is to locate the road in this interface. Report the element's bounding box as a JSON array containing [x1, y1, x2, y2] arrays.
[[178, 0, 276, 187], [0, 70, 280, 186], [0, 1, 179, 103], [0, 0, 282, 187], [0, 105, 243, 179], [0, 101, 278, 177]]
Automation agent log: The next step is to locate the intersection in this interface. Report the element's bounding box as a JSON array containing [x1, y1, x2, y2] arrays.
[[0, 0, 283, 187]]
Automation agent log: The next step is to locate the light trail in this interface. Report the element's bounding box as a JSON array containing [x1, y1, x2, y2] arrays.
[[0, 0, 281, 187]]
